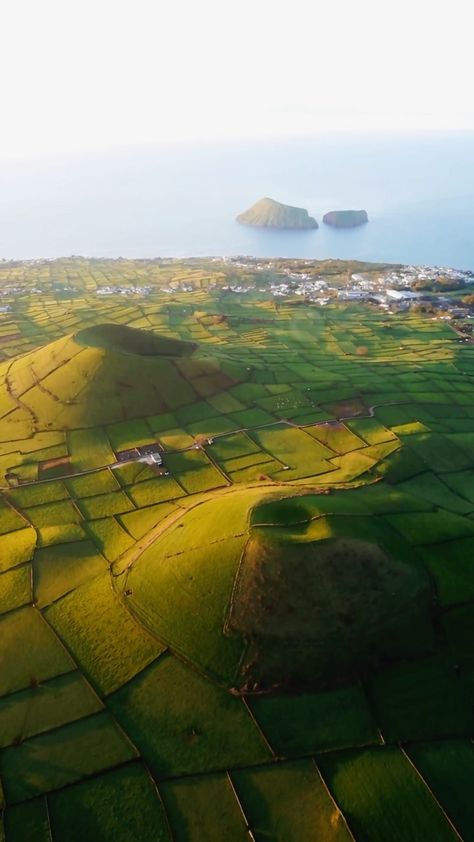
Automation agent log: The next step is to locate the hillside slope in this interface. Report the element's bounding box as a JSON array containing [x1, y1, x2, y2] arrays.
[[0, 324, 244, 430]]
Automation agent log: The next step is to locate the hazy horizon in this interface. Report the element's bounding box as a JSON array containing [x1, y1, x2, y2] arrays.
[[2, 0, 474, 162]]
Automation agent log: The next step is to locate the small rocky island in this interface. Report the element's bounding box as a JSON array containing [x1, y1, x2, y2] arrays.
[[237, 197, 318, 229], [323, 209, 369, 228]]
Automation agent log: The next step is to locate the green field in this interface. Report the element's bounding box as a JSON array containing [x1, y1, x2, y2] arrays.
[[0, 256, 474, 840]]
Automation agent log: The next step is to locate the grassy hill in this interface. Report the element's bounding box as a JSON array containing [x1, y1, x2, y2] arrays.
[[0, 323, 244, 431], [237, 197, 318, 229]]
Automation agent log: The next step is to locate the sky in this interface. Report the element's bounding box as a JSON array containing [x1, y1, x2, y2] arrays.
[[1, 0, 473, 160]]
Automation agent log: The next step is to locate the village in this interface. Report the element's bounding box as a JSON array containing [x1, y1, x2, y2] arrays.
[[220, 257, 474, 320]]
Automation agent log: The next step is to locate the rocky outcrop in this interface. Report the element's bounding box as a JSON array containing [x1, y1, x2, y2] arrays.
[[323, 209, 369, 228]]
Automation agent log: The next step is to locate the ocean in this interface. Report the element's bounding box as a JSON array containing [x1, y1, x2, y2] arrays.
[[0, 132, 473, 269]]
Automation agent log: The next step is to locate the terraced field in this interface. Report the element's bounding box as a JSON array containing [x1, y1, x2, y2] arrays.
[[1, 258, 474, 840]]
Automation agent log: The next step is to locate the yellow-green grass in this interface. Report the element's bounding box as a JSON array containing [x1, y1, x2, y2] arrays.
[[84, 518, 134, 562], [0, 528, 36, 574], [249, 425, 335, 481], [305, 422, 365, 454], [112, 461, 157, 486], [45, 574, 164, 694], [210, 431, 261, 462], [37, 523, 86, 548], [75, 487, 135, 519], [117, 501, 179, 541], [0, 671, 103, 749], [106, 419, 154, 452], [65, 468, 120, 498], [126, 477, 185, 508], [156, 429, 196, 450], [0, 502, 28, 535], [33, 540, 107, 608], [127, 535, 245, 683], [228, 459, 283, 483], [24, 499, 81, 529], [68, 428, 115, 471], [0, 606, 74, 697], [0, 565, 30, 614], [345, 418, 398, 446]]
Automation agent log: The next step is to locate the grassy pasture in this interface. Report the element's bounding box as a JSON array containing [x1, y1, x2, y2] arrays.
[[418, 536, 474, 605], [109, 655, 271, 778], [76, 490, 134, 520], [0, 523, 36, 572], [319, 747, 458, 842], [24, 499, 81, 529], [370, 656, 474, 742], [249, 425, 334, 480], [48, 762, 172, 842], [160, 772, 249, 842], [408, 740, 474, 839], [395, 472, 473, 514], [45, 575, 163, 694], [4, 798, 50, 842], [84, 517, 134, 562], [305, 422, 365, 454], [117, 501, 178, 540], [65, 468, 120, 497], [112, 461, 157, 486], [249, 685, 379, 757], [33, 540, 107, 607], [37, 523, 85, 547], [0, 607, 74, 697], [386, 509, 474, 545], [0, 711, 136, 803], [0, 671, 102, 749], [232, 760, 352, 842], [8, 480, 68, 508], [68, 428, 115, 471], [127, 536, 245, 683], [0, 566, 30, 614], [0, 260, 474, 833], [126, 476, 185, 507]]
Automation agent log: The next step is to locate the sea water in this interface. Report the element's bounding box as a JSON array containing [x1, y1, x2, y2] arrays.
[[0, 132, 473, 268]]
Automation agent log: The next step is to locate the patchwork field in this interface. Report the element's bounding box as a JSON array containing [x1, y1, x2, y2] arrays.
[[0, 257, 474, 840]]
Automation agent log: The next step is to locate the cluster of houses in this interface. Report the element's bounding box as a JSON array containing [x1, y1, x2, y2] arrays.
[[262, 264, 474, 319], [96, 285, 153, 296]]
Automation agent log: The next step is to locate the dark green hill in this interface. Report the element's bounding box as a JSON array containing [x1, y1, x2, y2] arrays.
[[75, 323, 197, 356], [227, 531, 432, 692]]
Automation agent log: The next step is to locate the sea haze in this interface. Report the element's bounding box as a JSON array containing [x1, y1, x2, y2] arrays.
[[0, 132, 473, 269]]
